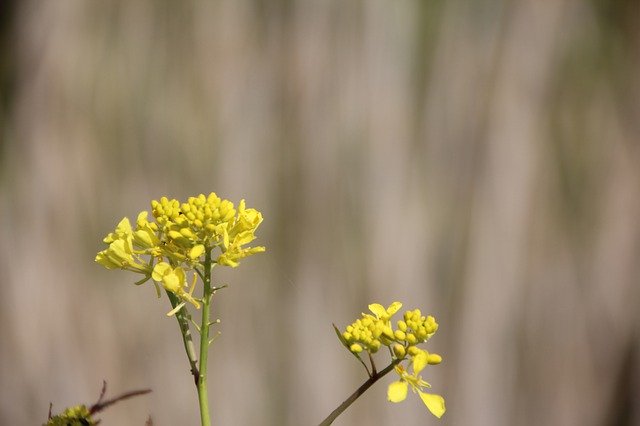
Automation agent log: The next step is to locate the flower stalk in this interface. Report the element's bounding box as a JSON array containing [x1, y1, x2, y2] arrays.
[[318, 359, 401, 426], [167, 291, 199, 384], [196, 248, 213, 426], [96, 193, 265, 426]]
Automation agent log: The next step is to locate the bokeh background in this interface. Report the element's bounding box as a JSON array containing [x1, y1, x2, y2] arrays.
[[1, 1, 639, 425]]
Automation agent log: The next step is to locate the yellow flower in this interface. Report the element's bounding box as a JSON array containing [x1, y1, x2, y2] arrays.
[[368, 302, 402, 323], [152, 262, 200, 315], [217, 244, 265, 268], [337, 302, 446, 419], [95, 218, 150, 274], [147, 193, 265, 266], [387, 352, 446, 418], [97, 193, 264, 314], [217, 199, 265, 267], [45, 404, 95, 426]]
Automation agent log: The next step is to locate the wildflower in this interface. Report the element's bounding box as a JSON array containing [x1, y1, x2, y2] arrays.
[[95, 218, 151, 274], [387, 351, 446, 418], [340, 302, 403, 354], [96, 193, 264, 311], [45, 405, 95, 426], [337, 302, 446, 419], [368, 302, 402, 323], [152, 262, 200, 315]]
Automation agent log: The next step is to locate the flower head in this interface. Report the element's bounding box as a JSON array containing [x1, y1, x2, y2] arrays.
[[45, 405, 96, 426], [387, 355, 446, 418], [337, 301, 445, 419], [96, 193, 265, 312], [95, 218, 151, 274]]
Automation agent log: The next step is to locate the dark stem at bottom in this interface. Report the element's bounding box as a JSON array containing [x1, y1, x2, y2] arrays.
[[317, 359, 401, 426]]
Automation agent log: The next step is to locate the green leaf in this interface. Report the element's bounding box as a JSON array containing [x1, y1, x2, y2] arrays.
[[333, 324, 349, 349]]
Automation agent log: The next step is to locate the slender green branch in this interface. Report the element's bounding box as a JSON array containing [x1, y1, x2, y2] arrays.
[[318, 359, 401, 426], [167, 291, 199, 384], [197, 249, 214, 426]]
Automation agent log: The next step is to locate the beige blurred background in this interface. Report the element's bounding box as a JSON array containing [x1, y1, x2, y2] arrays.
[[1, 1, 639, 425]]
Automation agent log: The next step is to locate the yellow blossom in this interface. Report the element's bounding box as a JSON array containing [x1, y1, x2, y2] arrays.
[[95, 218, 150, 274], [387, 358, 446, 418], [337, 302, 446, 420], [96, 193, 264, 314], [152, 262, 200, 315]]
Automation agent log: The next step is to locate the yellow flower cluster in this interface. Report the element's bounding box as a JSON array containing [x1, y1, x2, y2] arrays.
[[44, 405, 95, 426], [149, 193, 265, 267], [341, 302, 439, 356], [337, 302, 445, 418], [96, 193, 265, 312]]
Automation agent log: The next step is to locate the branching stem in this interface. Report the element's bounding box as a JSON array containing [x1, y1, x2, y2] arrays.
[[317, 359, 401, 426]]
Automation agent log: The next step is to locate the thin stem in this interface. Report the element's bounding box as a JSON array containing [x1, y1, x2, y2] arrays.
[[168, 291, 200, 384], [317, 359, 401, 426], [197, 249, 214, 426], [353, 353, 372, 378]]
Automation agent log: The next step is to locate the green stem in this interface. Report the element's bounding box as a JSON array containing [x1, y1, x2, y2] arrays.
[[197, 249, 214, 426], [167, 291, 199, 384], [318, 359, 401, 426]]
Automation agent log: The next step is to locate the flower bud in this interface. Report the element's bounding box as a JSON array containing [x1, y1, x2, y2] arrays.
[[407, 345, 421, 357], [406, 333, 417, 345], [350, 344, 363, 353], [393, 344, 406, 358], [394, 330, 406, 341], [428, 353, 443, 365]]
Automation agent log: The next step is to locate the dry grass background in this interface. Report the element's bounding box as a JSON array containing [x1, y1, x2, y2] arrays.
[[0, 1, 639, 425]]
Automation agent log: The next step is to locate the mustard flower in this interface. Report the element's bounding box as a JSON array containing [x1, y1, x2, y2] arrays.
[[95, 218, 151, 274], [387, 351, 446, 418], [152, 262, 200, 315], [336, 301, 446, 420], [96, 193, 264, 311], [45, 405, 95, 426], [340, 302, 403, 354]]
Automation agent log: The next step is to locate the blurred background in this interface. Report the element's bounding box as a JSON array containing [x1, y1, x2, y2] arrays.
[[0, 1, 639, 425]]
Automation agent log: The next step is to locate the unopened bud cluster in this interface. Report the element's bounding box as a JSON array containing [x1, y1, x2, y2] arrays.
[[340, 302, 440, 365], [45, 405, 95, 426]]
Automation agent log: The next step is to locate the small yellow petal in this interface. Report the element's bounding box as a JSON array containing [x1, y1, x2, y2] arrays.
[[162, 273, 180, 292], [368, 303, 386, 318], [413, 350, 428, 374], [152, 262, 171, 281], [95, 251, 119, 269], [387, 301, 402, 316], [419, 392, 446, 418], [189, 244, 205, 260], [115, 217, 132, 234], [387, 381, 408, 403]]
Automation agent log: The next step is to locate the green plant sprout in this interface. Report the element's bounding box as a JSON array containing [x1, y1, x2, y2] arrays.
[[319, 302, 445, 425], [96, 193, 264, 426], [45, 381, 151, 426]]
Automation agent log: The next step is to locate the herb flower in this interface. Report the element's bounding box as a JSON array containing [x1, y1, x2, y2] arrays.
[[387, 350, 446, 418], [96, 193, 265, 314], [336, 301, 445, 419], [45, 405, 95, 426]]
